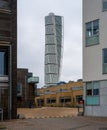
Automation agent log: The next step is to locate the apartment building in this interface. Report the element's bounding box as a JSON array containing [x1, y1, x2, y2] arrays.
[[35, 81, 83, 107], [83, 0, 107, 116]]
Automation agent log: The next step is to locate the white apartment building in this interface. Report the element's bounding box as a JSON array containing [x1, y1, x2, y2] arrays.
[[83, 0, 107, 116]]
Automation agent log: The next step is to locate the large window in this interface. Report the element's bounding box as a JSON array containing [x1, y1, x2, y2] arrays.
[[0, 51, 8, 76], [86, 81, 100, 105], [103, 0, 107, 11], [86, 20, 99, 46], [59, 96, 71, 103], [47, 98, 56, 104], [103, 48, 107, 73]]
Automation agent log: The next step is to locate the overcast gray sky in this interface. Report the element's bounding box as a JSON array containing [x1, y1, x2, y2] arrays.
[[17, 0, 82, 88]]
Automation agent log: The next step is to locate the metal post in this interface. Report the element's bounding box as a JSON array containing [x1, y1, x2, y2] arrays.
[[9, 45, 12, 119]]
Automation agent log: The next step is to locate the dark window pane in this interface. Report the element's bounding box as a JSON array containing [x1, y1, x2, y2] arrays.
[[17, 83, 22, 96], [76, 95, 83, 103], [103, 49, 107, 63], [86, 90, 92, 95], [86, 22, 92, 37], [103, 0, 107, 11], [93, 89, 99, 95], [60, 98, 64, 103], [93, 20, 99, 35], [0, 52, 5, 75], [0, 50, 8, 75]]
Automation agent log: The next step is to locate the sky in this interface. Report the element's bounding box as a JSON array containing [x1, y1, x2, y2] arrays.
[[17, 0, 82, 88]]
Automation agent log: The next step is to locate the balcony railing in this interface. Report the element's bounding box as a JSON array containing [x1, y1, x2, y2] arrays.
[[28, 77, 39, 84], [0, 0, 10, 10], [0, 36, 12, 42], [0, 75, 9, 82]]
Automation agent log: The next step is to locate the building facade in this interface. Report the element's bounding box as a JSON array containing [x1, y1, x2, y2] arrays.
[[83, 0, 107, 116], [45, 13, 63, 87], [35, 81, 83, 107], [0, 0, 17, 119], [17, 68, 39, 108]]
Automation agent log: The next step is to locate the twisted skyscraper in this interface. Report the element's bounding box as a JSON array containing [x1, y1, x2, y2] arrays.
[[45, 13, 63, 87]]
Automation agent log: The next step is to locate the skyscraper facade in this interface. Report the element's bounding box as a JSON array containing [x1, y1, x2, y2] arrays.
[[83, 0, 107, 116], [0, 0, 17, 119], [45, 13, 63, 87]]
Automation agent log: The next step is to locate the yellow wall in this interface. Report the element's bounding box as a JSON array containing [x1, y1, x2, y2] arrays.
[[35, 81, 83, 107]]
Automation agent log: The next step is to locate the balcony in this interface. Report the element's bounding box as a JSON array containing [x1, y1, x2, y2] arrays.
[[0, 0, 11, 14], [0, 36, 12, 43], [0, 75, 9, 82], [0, 0, 10, 9], [28, 77, 39, 84], [86, 35, 99, 46]]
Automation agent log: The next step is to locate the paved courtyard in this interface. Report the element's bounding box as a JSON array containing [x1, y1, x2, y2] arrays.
[[0, 107, 107, 130]]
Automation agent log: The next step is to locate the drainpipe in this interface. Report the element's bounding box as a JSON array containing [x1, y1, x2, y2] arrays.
[[9, 44, 12, 119]]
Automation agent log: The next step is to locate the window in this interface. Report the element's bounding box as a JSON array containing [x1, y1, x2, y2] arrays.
[[47, 98, 56, 104], [0, 50, 8, 76], [86, 20, 99, 46], [76, 95, 83, 103], [103, 0, 107, 11], [86, 82, 92, 95], [93, 82, 99, 95], [59, 96, 71, 103], [17, 83, 22, 96], [103, 48, 107, 73], [86, 81, 100, 105]]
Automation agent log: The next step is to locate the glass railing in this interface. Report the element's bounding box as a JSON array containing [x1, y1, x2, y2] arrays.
[[103, 63, 107, 73], [28, 77, 39, 84], [0, 0, 11, 13], [0, 75, 9, 82], [86, 35, 99, 46], [0, 0, 10, 9], [0, 36, 12, 42]]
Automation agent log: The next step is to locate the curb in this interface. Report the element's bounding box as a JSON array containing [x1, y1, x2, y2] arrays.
[[25, 115, 73, 119]]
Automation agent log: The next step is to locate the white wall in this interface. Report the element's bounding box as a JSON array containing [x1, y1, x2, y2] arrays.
[[85, 80, 107, 116], [83, 0, 107, 82]]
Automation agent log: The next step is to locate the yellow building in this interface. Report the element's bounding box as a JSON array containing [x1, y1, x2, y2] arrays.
[[35, 81, 83, 107]]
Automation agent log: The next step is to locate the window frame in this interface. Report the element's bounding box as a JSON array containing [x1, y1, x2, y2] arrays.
[[0, 48, 8, 76], [17, 83, 22, 97], [86, 81, 100, 106], [102, 0, 107, 11], [85, 19, 99, 46], [103, 48, 107, 74]]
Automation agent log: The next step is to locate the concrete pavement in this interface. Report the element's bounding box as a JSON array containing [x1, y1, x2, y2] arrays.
[[1, 116, 107, 130], [0, 107, 107, 130]]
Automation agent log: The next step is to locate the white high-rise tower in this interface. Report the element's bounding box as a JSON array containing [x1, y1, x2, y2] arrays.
[[45, 13, 63, 87]]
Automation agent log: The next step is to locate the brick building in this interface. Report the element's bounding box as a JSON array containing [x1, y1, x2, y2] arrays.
[[17, 68, 39, 108], [0, 0, 17, 119]]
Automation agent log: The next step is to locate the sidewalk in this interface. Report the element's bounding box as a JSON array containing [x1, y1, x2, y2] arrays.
[[17, 107, 80, 119], [0, 107, 107, 130], [1, 116, 107, 130]]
